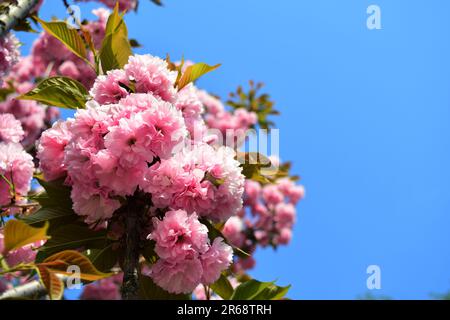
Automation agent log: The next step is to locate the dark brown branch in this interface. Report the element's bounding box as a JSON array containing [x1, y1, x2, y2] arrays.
[[120, 196, 145, 300]]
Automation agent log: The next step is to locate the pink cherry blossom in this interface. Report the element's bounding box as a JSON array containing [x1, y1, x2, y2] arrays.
[[0, 114, 24, 143], [273, 228, 292, 245], [105, 114, 155, 167], [6, 56, 35, 83], [200, 237, 233, 284], [0, 88, 46, 147], [71, 184, 121, 224], [81, 278, 121, 300], [197, 89, 225, 115], [174, 84, 208, 141], [276, 177, 305, 204], [148, 210, 209, 260], [262, 184, 284, 206], [148, 257, 203, 294], [0, 33, 20, 85], [90, 69, 130, 105], [146, 209, 233, 293], [37, 120, 73, 181], [81, 274, 122, 300], [244, 180, 261, 206], [71, 101, 112, 141], [113, 93, 187, 160], [274, 202, 296, 229], [233, 256, 256, 273], [0, 233, 44, 267], [0, 143, 34, 206], [222, 216, 245, 248], [175, 84, 204, 119], [124, 54, 177, 102]]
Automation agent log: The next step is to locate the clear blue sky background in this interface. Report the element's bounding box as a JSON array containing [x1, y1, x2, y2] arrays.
[[18, 0, 450, 299]]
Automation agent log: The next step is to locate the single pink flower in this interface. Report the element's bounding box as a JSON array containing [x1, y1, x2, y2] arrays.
[[200, 237, 233, 285], [37, 120, 73, 181], [148, 257, 203, 294], [124, 55, 177, 102], [0, 114, 24, 143], [149, 210, 209, 260], [0, 33, 20, 85], [222, 216, 245, 248], [0, 143, 34, 206]]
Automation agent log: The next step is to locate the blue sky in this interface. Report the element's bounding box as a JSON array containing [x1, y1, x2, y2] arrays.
[[18, 0, 450, 299]]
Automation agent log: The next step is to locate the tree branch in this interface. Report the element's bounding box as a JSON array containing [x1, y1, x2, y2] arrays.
[[0, 279, 47, 300], [0, 0, 40, 38], [0, 275, 72, 300], [120, 197, 144, 300]]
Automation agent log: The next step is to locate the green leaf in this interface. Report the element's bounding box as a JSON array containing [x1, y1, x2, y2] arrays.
[[0, 87, 14, 102], [236, 152, 271, 168], [40, 250, 113, 281], [230, 279, 290, 300], [138, 272, 190, 300], [211, 274, 234, 300], [35, 178, 72, 209], [22, 178, 79, 233], [13, 18, 37, 33], [21, 206, 76, 227], [36, 264, 64, 300], [100, 32, 131, 72], [177, 63, 221, 91], [36, 223, 107, 261], [36, 250, 113, 300], [35, 17, 88, 62], [85, 244, 119, 273], [227, 81, 278, 129], [237, 152, 272, 184], [2, 220, 49, 254], [99, 3, 132, 72], [17, 77, 89, 109]]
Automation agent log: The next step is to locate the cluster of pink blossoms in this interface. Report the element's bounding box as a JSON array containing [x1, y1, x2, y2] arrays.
[[197, 90, 258, 146], [37, 53, 244, 294], [222, 173, 304, 273], [37, 53, 246, 223], [0, 33, 20, 86], [147, 210, 232, 294], [37, 92, 186, 224], [0, 115, 34, 206], [144, 143, 245, 222], [0, 113, 24, 144]]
